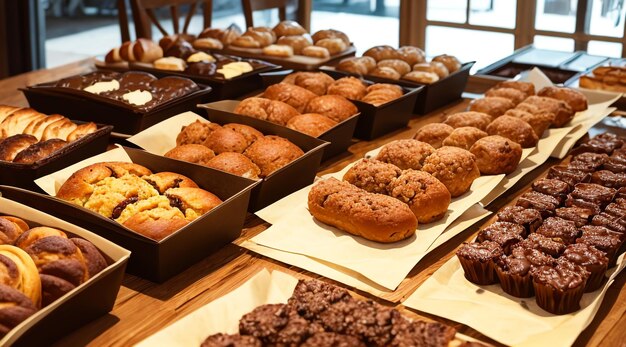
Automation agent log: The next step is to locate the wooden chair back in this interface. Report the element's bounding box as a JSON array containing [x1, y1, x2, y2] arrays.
[[241, 0, 290, 28]]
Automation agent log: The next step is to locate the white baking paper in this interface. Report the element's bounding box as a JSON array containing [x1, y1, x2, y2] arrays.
[[126, 111, 207, 155]]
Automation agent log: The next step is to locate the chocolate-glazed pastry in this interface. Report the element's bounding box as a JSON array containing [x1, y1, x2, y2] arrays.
[[56, 71, 120, 89], [117, 71, 157, 91], [513, 233, 566, 258], [456, 241, 503, 285], [547, 165, 591, 187], [562, 243, 608, 292], [497, 206, 543, 234], [555, 206, 595, 227], [532, 258, 589, 314], [618, 187, 626, 199], [591, 212, 626, 234], [591, 170, 626, 188], [578, 225, 624, 267], [187, 61, 217, 76], [495, 247, 555, 297], [476, 221, 525, 254], [566, 183, 616, 211], [574, 133, 624, 155], [567, 160, 600, 173], [516, 191, 560, 218], [604, 157, 626, 173], [164, 39, 196, 59], [535, 217, 580, 245], [572, 152, 610, 166], [201, 333, 262, 347], [605, 198, 626, 217], [531, 178, 570, 203]]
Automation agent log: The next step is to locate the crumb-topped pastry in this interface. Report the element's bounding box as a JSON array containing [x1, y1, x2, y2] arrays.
[[442, 111, 493, 131], [343, 159, 401, 195], [374, 139, 435, 170], [443, 127, 488, 151], [413, 123, 454, 149], [387, 169, 451, 223], [456, 241, 503, 285], [495, 247, 555, 297], [421, 146, 480, 197], [286, 113, 337, 137], [485, 87, 526, 105]]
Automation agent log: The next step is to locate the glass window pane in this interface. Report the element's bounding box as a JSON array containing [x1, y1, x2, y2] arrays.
[[587, 40, 623, 57], [425, 26, 514, 72], [533, 35, 575, 51], [427, 0, 467, 23], [469, 0, 517, 29], [588, 0, 626, 37], [535, 0, 578, 33]]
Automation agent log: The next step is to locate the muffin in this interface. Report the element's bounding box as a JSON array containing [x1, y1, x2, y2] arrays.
[[562, 243, 608, 292], [263, 83, 318, 113], [413, 123, 454, 149], [164, 144, 216, 165], [535, 217, 580, 245], [442, 127, 488, 150], [202, 127, 249, 154], [286, 113, 337, 137], [456, 241, 503, 285], [496, 205, 543, 234], [442, 111, 493, 131], [387, 169, 451, 223], [485, 87, 526, 105], [223, 123, 264, 147], [532, 258, 589, 314], [486, 115, 539, 148], [304, 95, 358, 123], [374, 139, 435, 170], [504, 109, 555, 138], [470, 135, 522, 175], [468, 97, 515, 118], [205, 152, 261, 180], [421, 146, 480, 197], [512, 233, 566, 258], [234, 97, 300, 126], [577, 225, 624, 267], [243, 136, 304, 177], [495, 247, 555, 297], [176, 120, 220, 146], [476, 221, 526, 254]]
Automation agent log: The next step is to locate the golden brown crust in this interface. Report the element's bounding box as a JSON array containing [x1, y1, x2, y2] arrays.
[[363, 45, 400, 62], [308, 178, 417, 243], [429, 61, 449, 79], [234, 97, 300, 126], [485, 87, 526, 105], [263, 83, 318, 113], [413, 123, 455, 149], [518, 96, 574, 127], [504, 109, 555, 138], [375, 139, 435, 170], [326, 77, 367, 100], [493, 81, 536, 98], [470, 135, 522, 175], [422, 146, 480, 197], [396, 46, 425, 66], [311, 29, 350, 46], [0, 217, 26, 244], [468, 97, 515, 117], [304, 95, 358, 123], [431, 54, 461, 73], [122, 214, 189, 241], [377, 59, 411, 76], [165, 187, 222, 215], [0, 134, 38, 161], [286, 113, 337, 137], [336, 57, 375, 75], [282, 72, 335, 96], [369, 67, 401, 80], [202, 127, 249, 154], [388, 170, 451, 223], [301, 46, 330, 59], [142, 172, 199, 193], [402, 71, 439, 84], [223, 123, 264, 147], [361, 84, 403, 106], [13, 138, 68, 164], [0, 244, 42, 307], [442, 111, 493, 131], [205, 152, 261, 180], [176, 120, 220, 146], [243, 136, 304, 177], [486, 115, 538, 148], [442, 126, 488, 150], [537, 86, 588, 112], [272, 20, 307, 37], [343, 159, 401, 195], [132, 38, 163, 63], [315, 38, 347, 55]]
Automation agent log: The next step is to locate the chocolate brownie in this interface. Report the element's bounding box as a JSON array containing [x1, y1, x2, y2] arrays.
[[516, 191, 561, 218], [512, 233, 566, 258], [567, 183, 616, 208], [555, 206, 595, 228], [497, 206, 543, 233], [605, 158, 626, 174], [591, 170, 626, 189], [591, 212, 626, 234], [547, 166, 591, 187], [476, 222, 525, 254], [535, 217, 580, 244], [532, 178, 570, 203]]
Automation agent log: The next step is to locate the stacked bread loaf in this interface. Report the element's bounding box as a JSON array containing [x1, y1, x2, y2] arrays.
[[0, 105, 97, 164], [456, 132, 626, 315], [0, 216, 107, 336]]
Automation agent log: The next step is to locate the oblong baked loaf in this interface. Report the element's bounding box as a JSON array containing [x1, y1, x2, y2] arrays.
[[308, 178, 417, 243]]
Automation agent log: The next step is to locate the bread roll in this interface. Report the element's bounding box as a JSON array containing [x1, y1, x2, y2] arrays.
[[263, 83, 317, 113], [13, 138, 68, 164], [262, 44, 294, 57], [363, 45, 400, 61], [486, 115, 538, 148], [422, 146, 480, 197], [470, 135, 522, 175], [311, 29, 350, 45], [326, 77, 367, 100], [164, 144, 216, 165], [388, 169, 451, 223], [413, 123, 454, 149], [519, 96, 574, 127], [504, 109, 555, 138], [286, 113, 337, 137], [308, 178, 417, 243], [205, 152, 261, 180], [429, 61, 449, 78], [377, 59, 411, 76], [443, 111, 493, 131], [272, 20, 307, 37], [234, 97, 300, 126], [402, 71, 439, 84], [537, 86, 588, 112], [301, 46, 330, 59], [442, 126, 488, 150], [304, 95, 358, 122], [485, 87, 526, 105], [276, 35, 312, 54], [369, 67, 401, 80], [132, 38, 163, 63], [431, 54, 461, 73], [193, 38, 224, 50], [243, 136, 304, 177], [202, 127, 249, 154], [493, 81, 535, 98], [397, 46, 425, 66], [282, 72, 334, 96], [361, 84, 403, 106], [315, 38, 347, 55], [468, 97, 515, 118]]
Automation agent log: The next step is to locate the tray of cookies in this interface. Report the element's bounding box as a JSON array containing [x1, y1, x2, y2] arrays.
[[259, 70, 422, 140], [21, 71, 212, 135], [404, 131, 626, 347], [0, 187, 130, 347], [127, 111, 329, 211], [31, 146, 258, 282], [0, 105, 113, 191]]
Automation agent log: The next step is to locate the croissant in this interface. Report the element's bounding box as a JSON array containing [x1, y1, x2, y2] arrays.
[[0, 244, 41, 307]]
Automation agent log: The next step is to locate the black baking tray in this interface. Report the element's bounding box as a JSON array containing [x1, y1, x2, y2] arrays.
[[0, 186, 130, 347], [202, 99, 356, 161], [0, 123, 113, 192], [321, 61, 474, 115], [25, 147, 259, 282], [21, 76, 213, 135], [260, 70, 421, 140], [197, 103, 329, 211]]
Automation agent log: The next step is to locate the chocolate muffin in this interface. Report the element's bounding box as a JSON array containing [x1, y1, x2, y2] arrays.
[[531, 178, 570, 204], [555, 206, 595, 228], [578, 225, 624, 267], [496, 206, 543, 234], [456, 241, 503, 285], [535, 217, 580, 245], [495, 247, 555, 297], [562, 243, 609, 292], [374, 139, 435, 170], [512, 233, 566, 258], [476, 221, 526, 254], [532, 258, 589, 314], [516, 191, 560, 218]]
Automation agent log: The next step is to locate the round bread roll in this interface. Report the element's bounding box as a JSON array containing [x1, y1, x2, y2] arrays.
[[176, 120, 221, 146], [388, 170, 451, 223], [485, 87, 526, 105], [263, 83, 318, 113], [243, 135, 304, 177], [276, 35, 312, 54], [282, 71, 334, 96], [443, 111, 493, 131], [337, 56, 376, 75], [397, 46, 425, 66], [272, 20, 307, 37], [192, 38, 223, 50], [164, 144, 216, 165], [304, 95, 358, 123], [375, 139, 435, 170], [231, 35, 261, 48], [205, 152, 261, 180], [223, 123, 264, 147], [486, 115, 538, 148], [518, 96, 574, 127], [493, 81, 535, 98], [286, 113, 337, 137], [468, 97, 515, 118], [504, 109, 555, 138], [402, 71, 439, 84], [262, 44, 294, 57], [442, 126, 488, 150], [361, 84, 403, 106], [470, 135, 522, 175], [413, 123, 454, 148], [412, 63, 437, 74], [326, 77, 367, 100], [343, 159, 401, 195], [301, 46, 330, 59], [363, 45, 400, 62], [315, 38, 347, 55], [431, 54, 461, 73], [202, 127, 249, 154], [377, 59, 411, 76], [234, 97, 300, 126], [369, 66, 401, 80], [311, 29, 350, 45], [429, 61, 449, 78], [422, 146, 481, 197], [537, 86, 588, 112]]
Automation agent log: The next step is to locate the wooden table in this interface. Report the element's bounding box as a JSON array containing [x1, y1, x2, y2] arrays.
[[2, 59, 625, 347]]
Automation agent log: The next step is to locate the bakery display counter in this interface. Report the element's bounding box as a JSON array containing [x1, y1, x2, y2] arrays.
[[0, 58, 624, 347]]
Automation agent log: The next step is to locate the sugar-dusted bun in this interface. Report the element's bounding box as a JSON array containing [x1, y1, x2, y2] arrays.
[[286, 113, 337, 137]]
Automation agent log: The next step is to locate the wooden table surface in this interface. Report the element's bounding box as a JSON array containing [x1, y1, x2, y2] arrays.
[[2, 59, 626, 347]]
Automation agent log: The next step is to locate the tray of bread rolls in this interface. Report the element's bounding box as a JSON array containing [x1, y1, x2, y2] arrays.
[[21, 71, 212, 135], [258, 70, 422, 141], [29, 146, 258, 282], [0, 187, 130, 347], [127, 111, 329, 212], [0, 105, 113, 191], [320, 46, 474, 114]]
